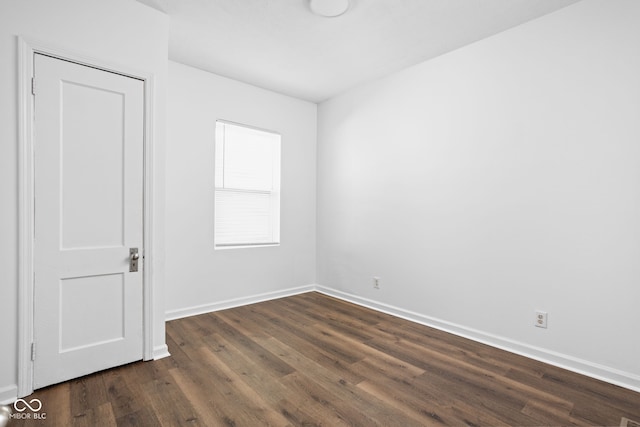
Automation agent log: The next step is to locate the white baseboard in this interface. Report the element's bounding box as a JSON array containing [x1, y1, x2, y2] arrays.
[[315, 285, 640, 394], [153, 344, 171, 360], [0, 384, 17, 405], [165, 284, 315, 321]]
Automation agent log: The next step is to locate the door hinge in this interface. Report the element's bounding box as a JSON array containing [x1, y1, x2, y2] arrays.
[[31, 77, 36, 95], [31, 342, 36, 361]]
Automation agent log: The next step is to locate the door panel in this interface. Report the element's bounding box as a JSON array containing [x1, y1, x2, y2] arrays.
[[33, 54, 144, 389], [59, 273, 125, 352], [61, 80, 126, 249]]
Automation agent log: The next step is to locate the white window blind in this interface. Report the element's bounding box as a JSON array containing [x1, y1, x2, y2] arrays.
[[214, 121, 281, 248]]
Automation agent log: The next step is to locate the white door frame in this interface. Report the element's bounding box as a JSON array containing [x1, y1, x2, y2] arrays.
[[17, 37, 158, 397]]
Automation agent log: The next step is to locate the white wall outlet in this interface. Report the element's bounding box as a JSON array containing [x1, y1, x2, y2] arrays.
[[373, 276, 380, 289], [535, 310, 548, 328]]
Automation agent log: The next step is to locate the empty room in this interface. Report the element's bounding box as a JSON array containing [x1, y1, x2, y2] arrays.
[[1, 0, 640, 425]]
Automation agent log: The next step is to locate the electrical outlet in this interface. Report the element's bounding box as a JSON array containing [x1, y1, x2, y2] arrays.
[[535, 310, 548, 328], [373, 277, 380, 289]]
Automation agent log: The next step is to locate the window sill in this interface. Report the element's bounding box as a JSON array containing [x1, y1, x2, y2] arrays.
[[215, 243, 280, 250]]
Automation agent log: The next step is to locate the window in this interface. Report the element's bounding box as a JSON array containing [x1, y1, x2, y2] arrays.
[[214, 121, 281, 248]]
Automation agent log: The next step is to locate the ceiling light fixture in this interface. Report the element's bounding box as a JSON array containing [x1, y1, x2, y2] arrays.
[[309, 0, 350, 17]]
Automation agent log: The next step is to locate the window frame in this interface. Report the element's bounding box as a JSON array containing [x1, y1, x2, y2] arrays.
[[214, 119, 281, 249]]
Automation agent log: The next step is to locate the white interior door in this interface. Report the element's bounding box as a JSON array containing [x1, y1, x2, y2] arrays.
[[33, 54, 145, 389]]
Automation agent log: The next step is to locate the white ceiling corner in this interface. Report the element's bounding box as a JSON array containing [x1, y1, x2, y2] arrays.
[[135, 0, 582, 103]]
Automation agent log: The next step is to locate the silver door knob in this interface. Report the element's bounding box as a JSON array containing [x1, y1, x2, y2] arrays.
[[130, 248, 140, 272]]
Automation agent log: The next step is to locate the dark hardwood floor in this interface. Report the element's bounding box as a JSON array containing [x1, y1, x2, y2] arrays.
[[19, 292, 640, 426]]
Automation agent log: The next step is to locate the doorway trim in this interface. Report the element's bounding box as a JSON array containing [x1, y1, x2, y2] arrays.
[[17, 37, 159, 397]]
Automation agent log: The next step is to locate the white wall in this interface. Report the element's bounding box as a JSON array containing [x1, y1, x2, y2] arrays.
[[317, 0, 640, 390], [0, 0, 168, 402], [165, 61, 317, 318]]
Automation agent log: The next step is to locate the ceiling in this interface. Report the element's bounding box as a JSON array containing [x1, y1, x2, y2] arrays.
[[136, 0, 581, 103]]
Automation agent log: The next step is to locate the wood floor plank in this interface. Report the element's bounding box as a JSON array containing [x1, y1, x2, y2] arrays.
[[69, 373, 109, 420], [257, 298, 318, 328], [350, 351, 426, 382], [168, 364, 242, 426], [281, 371, 378, 426], [101, 369, 147, 420], [356, 379, 461, 426], [417, 370, 542, 426], [225, 303, 367, 385], [195, 312, 296, 378], [71, 402, 117, 427], [507, 366, 640, 424], [201, 332, 329, 426], [197, 345, 292, 426], [163, 331, 195, 369], [366, 331, 576, 417], [351, 358, 447, 408], [262, 336, 456, 426], [115, 407, 162, 427], [520, 397, 575, 426], [373, 318, 513, 377], [296, 293, 393, 325], [92, 402, 118, 427], [445, 399, 513, 427], [24, 292, 640, 426], [544, 368, 640, 418], [141, 376, 205, 427], [33, 381, 72, 426]]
